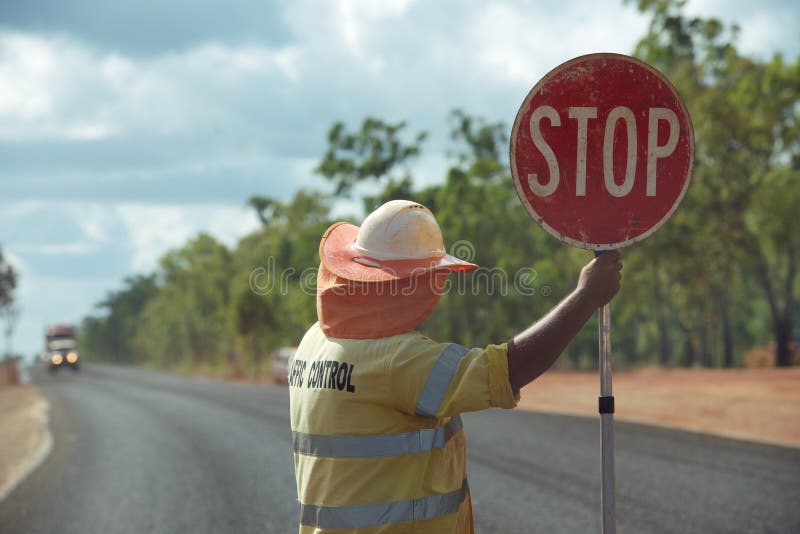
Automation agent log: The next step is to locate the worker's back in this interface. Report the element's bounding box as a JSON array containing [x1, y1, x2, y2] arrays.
[[288, 199, 620, 532], [290, 201, 520, 532], [289, 322, 476, 534]]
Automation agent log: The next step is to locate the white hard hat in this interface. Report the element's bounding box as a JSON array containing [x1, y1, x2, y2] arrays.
[[319, 200, 477, 282], [354, 200, 446, 261]]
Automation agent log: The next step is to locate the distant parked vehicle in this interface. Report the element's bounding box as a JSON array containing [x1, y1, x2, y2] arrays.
[[44, 324, 80, 372], [269, 347, 296, 385]]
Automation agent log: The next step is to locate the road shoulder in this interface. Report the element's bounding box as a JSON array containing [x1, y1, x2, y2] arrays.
[[518, 367, 800, 448], [0, 384, 53, 501]]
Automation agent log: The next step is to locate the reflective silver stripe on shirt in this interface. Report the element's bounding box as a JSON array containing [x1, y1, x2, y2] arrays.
[[293, 416, 463, 458], [415, 343, 470, 417], [300, 478, 469, 529]]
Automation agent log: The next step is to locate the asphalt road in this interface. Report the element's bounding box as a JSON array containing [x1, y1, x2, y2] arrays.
[[1, 364, 798, 533]]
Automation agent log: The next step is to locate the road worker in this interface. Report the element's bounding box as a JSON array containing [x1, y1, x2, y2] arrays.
[[289, 199, 622, 533]]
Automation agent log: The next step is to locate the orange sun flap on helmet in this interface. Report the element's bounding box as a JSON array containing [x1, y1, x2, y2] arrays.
[[316, 263, 449, 339]]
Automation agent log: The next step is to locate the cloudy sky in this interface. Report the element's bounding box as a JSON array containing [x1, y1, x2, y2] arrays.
[[1, 0, 798, 357]]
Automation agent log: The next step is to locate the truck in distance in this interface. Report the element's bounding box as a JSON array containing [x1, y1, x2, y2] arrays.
[[44, 324, 80, 372]]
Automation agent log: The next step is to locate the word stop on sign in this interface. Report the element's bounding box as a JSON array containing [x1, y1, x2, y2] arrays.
[[528, 105, 679, 198], [510, 53, 694, 250]]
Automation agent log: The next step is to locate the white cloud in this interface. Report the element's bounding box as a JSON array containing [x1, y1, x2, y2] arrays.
[[73, 204, 115, 243], [8, 203, 117, 257], [469, 1, 649, 87], [334, 0, 415, 71], [273, 47, 303, 81], [681, 0, 798, 59], [0, 33, 55, 119], [64, 122, 114, 140], [736, 11, 798, 59], [115, 204, 195, 271], [3, 201, 46, 218], [282, 0, 418, 75], [34, 242, 97, 255], [0, 31, 304, 142], [116, 203, 260, 272], [2, 200, 259, 274], [205, 207, 263, 248], [412, 153, 450, 189], [329, 196, 364, 220], [180, 42, 304, 81]]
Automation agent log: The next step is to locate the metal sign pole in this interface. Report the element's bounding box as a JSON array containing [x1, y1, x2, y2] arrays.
[[598, 301, 615, 534]]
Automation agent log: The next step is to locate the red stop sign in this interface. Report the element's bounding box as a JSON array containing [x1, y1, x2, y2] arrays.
[[510, 53, 694, 250]]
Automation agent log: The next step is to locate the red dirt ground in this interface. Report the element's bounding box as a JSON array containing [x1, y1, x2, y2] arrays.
[[518, 367, 800, 448]]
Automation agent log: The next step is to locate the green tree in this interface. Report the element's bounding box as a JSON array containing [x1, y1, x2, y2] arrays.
[[315, 117, 428, 210], [0, 246, 17, 313], [447, 109, 507, 180], [231, 272, 278, 378], [743, 168, 800, 366], [234, 189, 335, 375], [80, 274, 158, 362], [0, 247, 19, 357], [136, 234, 234, 369], [630, 0, 800, 366]]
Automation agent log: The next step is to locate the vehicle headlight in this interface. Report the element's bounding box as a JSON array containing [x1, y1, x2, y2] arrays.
[[66, 352, 79, 363], [51, 354, 63, 365]]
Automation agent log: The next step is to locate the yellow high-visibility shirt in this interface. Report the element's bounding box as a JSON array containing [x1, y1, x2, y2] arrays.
[[289, 322, 519, 533]]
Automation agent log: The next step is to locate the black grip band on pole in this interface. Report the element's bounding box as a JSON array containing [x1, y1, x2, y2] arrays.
[[599, 396, 615, 414]]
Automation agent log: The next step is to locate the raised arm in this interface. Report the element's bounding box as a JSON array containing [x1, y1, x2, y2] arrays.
[[507, 251, 622, 391]]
